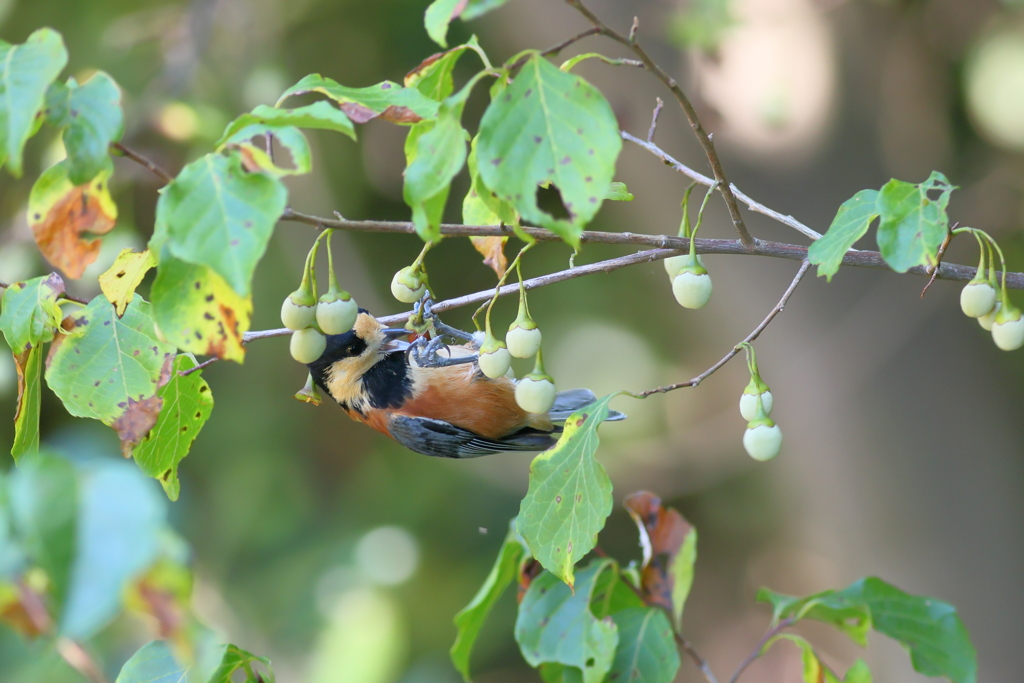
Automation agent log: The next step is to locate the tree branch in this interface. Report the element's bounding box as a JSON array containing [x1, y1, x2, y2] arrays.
[[728, 617, 797, 683], [278, 207, 1024, 289], [110, 142, 173, 185], [564, 0, 756, 251], [676, 633, 721, 683], [621, 131, 824, 241], [631, 260, 811, 397]]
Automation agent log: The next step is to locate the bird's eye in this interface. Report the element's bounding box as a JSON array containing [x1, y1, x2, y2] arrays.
[[345, 345, 357, 355]]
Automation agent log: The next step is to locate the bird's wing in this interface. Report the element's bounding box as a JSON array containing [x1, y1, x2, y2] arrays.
[[548, 388, 627, 422], [387, 414, 556, 458]]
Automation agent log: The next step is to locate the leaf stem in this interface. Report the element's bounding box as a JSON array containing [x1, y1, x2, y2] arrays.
[[727, 617, 797, 683]]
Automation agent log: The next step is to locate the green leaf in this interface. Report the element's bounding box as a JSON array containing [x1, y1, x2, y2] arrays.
[[755, 586, 870, 646], [8, 453, 77, 611], [99, 249, 157, 317], [405, 37, 483, 102], [61, 460, 166, 639], [133, 355, 214, 501], [876, 172, 954, 273], [216, 101, 355, 147], [807, 189, 879, 281], [839, 577, 976, 683], [150, 257, 252, 364], [465, 138, 518, 226], [11, 346, 43, 461], [477, 54, 622, 247], [277, 75, 438, 124], [154, 151, 287, 297], [0, 474, 27, 579], [765, 634, 826, 683], [837, 660, 873, 683], [517, 394, 616, 587], [44, 295, 176, 450], [607, 607, 680, 683], [515, 560, 619, 683], [425, 0, 463, 48], [539, 663, 584, 683], [0, 273, 65, 354], [590, 570, 645, 619], [451, 525, 529, 682], [461, 0, 513, 20], [404, 77, 483, 242], [0, 28, 68, 177], [45, 72, 123, 185], [201, 643, 274, 683], [223, 125, 312, 177], [605, 182, 633, 201], [115, 640, 188, 683], [669, 525, 696, 630]]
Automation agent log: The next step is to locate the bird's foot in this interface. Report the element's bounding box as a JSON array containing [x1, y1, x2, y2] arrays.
[[410, 334, 478, 368], [420, 297, 476, 344]]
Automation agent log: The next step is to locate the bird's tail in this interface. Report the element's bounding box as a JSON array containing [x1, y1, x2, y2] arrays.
[[548, 389, 626, 423]]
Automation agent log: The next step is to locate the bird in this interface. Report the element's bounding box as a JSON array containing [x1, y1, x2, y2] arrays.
[[306, 309, 624, 458]]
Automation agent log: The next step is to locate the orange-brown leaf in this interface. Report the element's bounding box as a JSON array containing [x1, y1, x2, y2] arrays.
[[470, 236, 508, 278], [623, 490, 694, 612]]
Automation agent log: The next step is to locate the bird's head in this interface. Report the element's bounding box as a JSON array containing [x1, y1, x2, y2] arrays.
[[306, 310, 410, 408]]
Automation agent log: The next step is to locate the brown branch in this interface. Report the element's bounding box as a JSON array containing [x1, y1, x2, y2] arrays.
[[631, 260, 811, 398], [647, 97, 665, 143], [676, 633, 721, 683], [279, 208, 1024, 289], [921, 225, 955, 299], [242, 247, 679, 343], [621, 131, 824, 241], [564, 0, 756, 251], [179, 357, 219, 377], [728, 617, 797, 683], [0, 279, 89, 305], [110, 142, 173, 185], [540, 26, 601, 58]]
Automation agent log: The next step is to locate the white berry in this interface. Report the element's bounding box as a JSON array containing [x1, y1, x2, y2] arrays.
[[960, 283, 997, 318], [979, 301, 1001, 331], [316, 297, 358, 335], [478, 345, 512, 379], [281, 296, 316, 330], [672, 271, 713, 309], [391, 267, 426, 303], [515, 376, 557, 414], [664, 253, 703, 278], [506, 325, 542, 359], [739, 391, 773, 422], [743, 423, 782, 461], [992, 316, 1024, 351], [290, 328, 327, 363]]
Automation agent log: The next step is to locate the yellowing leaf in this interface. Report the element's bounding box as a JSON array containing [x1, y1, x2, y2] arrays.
[[11, 347, 43, 462], [469, 236, 507, 278], [150, 257, 252, 363], [100, 249, 156, 316], [29, 159, 117, 279], [0, 272, 65, 354]]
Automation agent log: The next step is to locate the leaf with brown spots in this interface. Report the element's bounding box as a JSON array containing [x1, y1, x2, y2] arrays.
[[623, 491, 696, 629], [276, 75, 439, 125], [0, 272, 65, 354], [132, 355, 213, 500], [44, 295, 176, 440], [517, 394, 616, 587], [29, 158, 117, 279], [150, 257, 251, 363], [99, 249, 156, 316]]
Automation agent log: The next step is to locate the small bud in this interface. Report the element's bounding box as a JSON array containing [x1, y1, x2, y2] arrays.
[[743, 419, 782, 461], [281, 290, 317, 330], [960, 282, 997, 319], [739, 390, 773, 422], [293, 373, 322, 405], [672, 267, 712, 309], [979, 300, 1001, 331], [391, 266, 426, 303], [290, 327, 327, 363], [992, 303, 1024, 351], [478, 334, 512, 379], [515, 375, 557, 414], [316, 293, 358, 335]]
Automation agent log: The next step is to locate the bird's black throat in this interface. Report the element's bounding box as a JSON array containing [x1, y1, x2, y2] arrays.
[[307, 332, 413, 413]]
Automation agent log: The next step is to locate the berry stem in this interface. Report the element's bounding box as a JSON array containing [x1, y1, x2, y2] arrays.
[[677, 183, 696, 238], [479, 242, 536, 333]]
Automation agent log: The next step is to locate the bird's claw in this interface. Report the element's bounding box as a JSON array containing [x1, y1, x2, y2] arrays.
[[410, 334, 478, 368]]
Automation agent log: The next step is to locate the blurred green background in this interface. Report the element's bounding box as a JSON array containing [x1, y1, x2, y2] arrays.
[[2, 0, 1024, 681]]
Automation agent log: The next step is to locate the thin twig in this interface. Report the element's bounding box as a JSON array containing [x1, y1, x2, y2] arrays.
[[676, 633, 721, 683], [241, 247, 680, 343], [647, 97, 664, 143], [921, 225, 955, 298], [180, 357, 219, 377], [728, 617, 797, 683], [622, 131, 824, 241], [565, 0, 756, 251], [56, 638, 112, 683], [539, 26, 602, 58], [279, 207, 1024, 289], [631, 260, 811, 397], [110, 142, 174, 184]]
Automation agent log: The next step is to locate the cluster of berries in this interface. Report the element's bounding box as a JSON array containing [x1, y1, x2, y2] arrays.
[[737, 343, 782, 462], [958, 229, 1024, 351], [282, 231, 359, 363]]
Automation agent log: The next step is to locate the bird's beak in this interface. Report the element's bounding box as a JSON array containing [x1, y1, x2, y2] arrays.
[[381, 327, 411, 354], [382, 328, 409, 341]]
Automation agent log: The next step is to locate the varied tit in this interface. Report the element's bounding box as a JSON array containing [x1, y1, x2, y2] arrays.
[[306, 310, 624, 458]]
